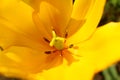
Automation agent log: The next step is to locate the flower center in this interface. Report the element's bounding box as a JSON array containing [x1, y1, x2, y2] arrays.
[[43, 30, 80, 65], [44, 30, 79, 55], [49, 31, 65, 50]]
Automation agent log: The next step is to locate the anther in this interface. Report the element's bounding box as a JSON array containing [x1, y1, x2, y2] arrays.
[[68, 44, 79, 49], [43, 37, 50, 43], [0, 46, 4, 51], [65, 32, 68, 38], [69, 44, 74, 48], [45, 51, 52, 54]]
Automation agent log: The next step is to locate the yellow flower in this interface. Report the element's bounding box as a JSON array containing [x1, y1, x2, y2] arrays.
[[0, 0, 120, 80]]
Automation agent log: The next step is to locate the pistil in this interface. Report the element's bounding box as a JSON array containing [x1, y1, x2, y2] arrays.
[[49, 31, 65, 50]]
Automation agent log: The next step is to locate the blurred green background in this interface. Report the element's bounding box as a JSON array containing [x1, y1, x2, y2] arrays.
[[99, 0, 120, 26]]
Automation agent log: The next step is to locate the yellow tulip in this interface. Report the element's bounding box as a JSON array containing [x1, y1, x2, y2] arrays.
[[0, 0, 120, 80]]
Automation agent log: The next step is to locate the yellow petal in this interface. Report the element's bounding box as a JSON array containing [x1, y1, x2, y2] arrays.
[[72, 0, 93, 19], [30, 58, 95, 80], [0, 46, 48, 78], [64, 19, 85, 37], [67, 0, 106, 44], [0, 46, 64, 79], [0, 21, 52, 52], [31, 0, 72, 36], [0, 0, 48, 41], [74, 22, 120, 73]]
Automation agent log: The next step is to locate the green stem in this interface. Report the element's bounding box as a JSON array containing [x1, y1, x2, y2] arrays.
[[109, 65, 120, 80], [103, 69, 112, 80], [102, 65, 120, 80]]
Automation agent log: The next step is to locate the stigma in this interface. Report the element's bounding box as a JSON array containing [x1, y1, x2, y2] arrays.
[[49, 31, 65, 50]]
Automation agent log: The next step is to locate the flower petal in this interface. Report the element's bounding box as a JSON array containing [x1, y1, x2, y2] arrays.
[[72, 0, 92, 19], [30, 0, 72, 36], [67, 0, 106, 44], [31, 58, 95, 80], [75, 22, 120, 73], [0, 21, 51, 52], [0, 46, 51, 78], [0, 46, 64, 79], [64, 18, 85, 37], [0, 0, 49, 41]]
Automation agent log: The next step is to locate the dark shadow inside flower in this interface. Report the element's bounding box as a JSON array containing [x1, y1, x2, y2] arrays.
[[0, 73, 22, 80]]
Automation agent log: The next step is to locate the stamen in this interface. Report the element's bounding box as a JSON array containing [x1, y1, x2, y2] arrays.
[[45, 51, 52, 54], [68, 44, 79, 49], [43, 37, 50, 43], [60, 50, 63, 56], [69, 44, 74, 48], [70, 52, 81, 57], [0, 46, 4, 51], [65, 32, 68, 38]]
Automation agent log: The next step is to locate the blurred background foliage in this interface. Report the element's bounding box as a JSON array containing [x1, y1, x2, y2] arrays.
[[0, 0, 120, 80], [99, 0, 120, 26]]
